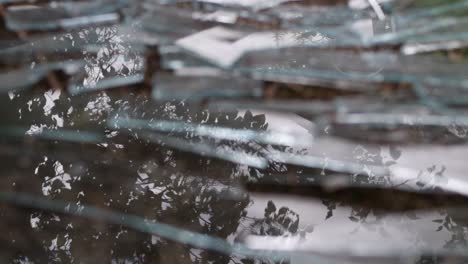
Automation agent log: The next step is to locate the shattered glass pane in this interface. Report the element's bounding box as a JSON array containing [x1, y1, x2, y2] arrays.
[[2, 0, 468, 263]]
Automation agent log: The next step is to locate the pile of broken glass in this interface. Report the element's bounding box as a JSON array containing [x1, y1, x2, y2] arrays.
[[1, 0, 468, 263]]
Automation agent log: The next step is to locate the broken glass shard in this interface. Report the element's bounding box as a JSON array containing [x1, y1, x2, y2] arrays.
[[159, 45, 214, 70], [176, 26, 329, 68], [235, 47, 468, 89], [0, 33, 100, 66], [0, 61, 83, 93], [324, 113, 468, 144], [4, 1, 122, 31], [109, 116, 313, 147], [138, 8, 216, 45], [1, 126, 105, 144], [152, 73, 263, 101], [137, 131, 269, 168]]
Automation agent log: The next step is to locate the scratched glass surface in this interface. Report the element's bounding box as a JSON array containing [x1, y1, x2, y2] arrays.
[[2, 0, 468, 263]]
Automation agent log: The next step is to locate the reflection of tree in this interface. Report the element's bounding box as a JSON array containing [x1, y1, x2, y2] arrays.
[[2, 88, 302, 263], [239, 201, 299, 264], [246, 200, 299, 244], [78, 26, 144, 86], [433, 214, 468, 249], [415, 211, 468, 263]]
